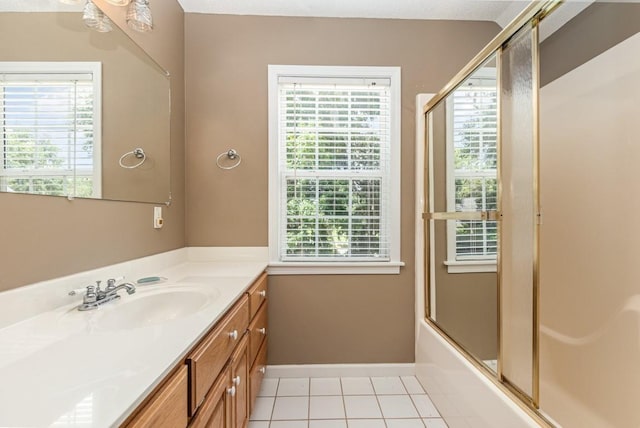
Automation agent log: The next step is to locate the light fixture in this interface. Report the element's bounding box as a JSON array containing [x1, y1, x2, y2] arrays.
[[82, 0, 112, 33], [59, 0, 83, 4], [126, 0, 153, 33], [105, 0, 131, 5]]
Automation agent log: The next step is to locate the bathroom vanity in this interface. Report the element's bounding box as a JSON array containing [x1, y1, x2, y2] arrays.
[[0, 248, 268, 427]]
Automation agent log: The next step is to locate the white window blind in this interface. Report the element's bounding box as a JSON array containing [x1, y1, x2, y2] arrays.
[[447, 76, 498, 262], [277, 76, 392, 262], [0, 63, 100, 198], [268, 65, 401, 274]]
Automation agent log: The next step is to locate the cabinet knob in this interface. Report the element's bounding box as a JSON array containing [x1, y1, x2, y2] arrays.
[[227, 386, 236, 397], [259, 367, 266, 374], [233, 375, 241, 386], [258, 290, 266, 298], [228, 330, 238, 340], [258, 327, 266, 335]]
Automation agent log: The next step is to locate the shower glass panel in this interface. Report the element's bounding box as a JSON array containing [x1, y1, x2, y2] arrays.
[[500, 24, 537, 400], [426, 55, 499, 373]]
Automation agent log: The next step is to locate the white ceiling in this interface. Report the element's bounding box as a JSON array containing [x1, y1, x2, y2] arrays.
[[177, 0, 531, 26]]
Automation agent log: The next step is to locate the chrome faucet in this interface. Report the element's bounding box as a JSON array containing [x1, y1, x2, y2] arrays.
[[74, 278, 136, 311]]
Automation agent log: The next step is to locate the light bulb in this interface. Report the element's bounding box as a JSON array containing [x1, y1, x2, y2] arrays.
[[105, 0, 131, 5]]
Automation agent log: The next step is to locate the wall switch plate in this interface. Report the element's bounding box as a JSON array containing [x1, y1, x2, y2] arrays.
[[153, 206, 164, 229]]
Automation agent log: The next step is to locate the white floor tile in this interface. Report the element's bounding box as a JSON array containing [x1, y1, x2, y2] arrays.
[[278, 378, 310, 396], [272, 396, 309, 420], [401, 376, 426, 394], [248, 422, 270, 428], [269, 421, 309, 428], [251, 397, 275, 421], [310, 377, 342, 395], [309, 420, 347, 428], [378, 395, 420, 418], [310, 377, 342, 396], [386, 419, 427, 428], [343, 395, 383, 419], [259, 378, 280, 397], [371, 376, 407, 395], [309, 396, 346, 419], [347, 419, 386, 428], [341, 377, 375, 395], [411, 394, 440, 418], [423, 419, 448, 428]]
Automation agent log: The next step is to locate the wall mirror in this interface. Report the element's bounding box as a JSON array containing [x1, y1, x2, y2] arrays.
[[426, 54, 499, 373], [0, 1, 170, 204]]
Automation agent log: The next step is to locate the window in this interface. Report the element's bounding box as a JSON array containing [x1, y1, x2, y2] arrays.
[[268, 66, 402, 274], [0, 62, 101, 198], [445, 69, 498, 273]]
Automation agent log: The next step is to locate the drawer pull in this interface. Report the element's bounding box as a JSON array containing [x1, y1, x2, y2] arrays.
[[228, 330, 239, 340], [258, 290, 266, 298], [258, 327, 266, 335], [259, 367, 266, 374], [233, 376, 241, 386], [227, 386, 236, 397]]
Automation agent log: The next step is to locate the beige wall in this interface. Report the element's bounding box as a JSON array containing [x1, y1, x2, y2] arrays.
[[0, 1, 185, 292], [539, 4, 640, 427], [185, 14, 500, 364]]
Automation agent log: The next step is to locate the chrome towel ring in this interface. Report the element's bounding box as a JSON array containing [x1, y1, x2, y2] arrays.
[[119, 148, 146, 169], [216, 149, 242, 170]]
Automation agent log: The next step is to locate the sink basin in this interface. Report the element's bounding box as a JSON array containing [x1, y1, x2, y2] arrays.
[[87, 285, 220, 331]]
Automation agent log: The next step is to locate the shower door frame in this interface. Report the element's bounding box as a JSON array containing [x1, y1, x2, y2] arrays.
[[421, 0, 562, 426]]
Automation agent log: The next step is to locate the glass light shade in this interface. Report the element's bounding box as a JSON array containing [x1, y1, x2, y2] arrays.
[[127, 0, 153, 32], [95, 15, 113, 33], [105, 0, 131, 5], [83, 0, 112, 33], [59, 0, 83, 4]]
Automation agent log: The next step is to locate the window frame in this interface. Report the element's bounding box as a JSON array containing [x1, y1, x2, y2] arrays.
[[267, 65, 403, 275], [444, 68, 498, 274], [0, 61, 102, 198]]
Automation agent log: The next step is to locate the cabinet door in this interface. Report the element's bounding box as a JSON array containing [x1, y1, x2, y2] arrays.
[[189, 366, 232, 428], [249, 339, 267, 415], [126, 365, 189, 428], [230, 335, 249, 428]]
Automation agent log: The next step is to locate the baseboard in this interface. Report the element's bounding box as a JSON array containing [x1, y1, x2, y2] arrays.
[[265, 363, 416, 378]]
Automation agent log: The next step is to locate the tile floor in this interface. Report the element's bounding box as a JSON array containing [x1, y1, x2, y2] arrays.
[[249, 376, 448, 428]]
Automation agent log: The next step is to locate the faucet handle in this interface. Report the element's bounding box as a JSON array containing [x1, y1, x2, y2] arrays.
[[84, 285, 97, 304]]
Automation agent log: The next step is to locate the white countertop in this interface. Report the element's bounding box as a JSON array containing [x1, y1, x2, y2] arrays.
[[0, 248, 268, 428]]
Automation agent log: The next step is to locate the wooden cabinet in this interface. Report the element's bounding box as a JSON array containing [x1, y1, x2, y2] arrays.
[[230, 335, 249, 428], [187, 295, 249, 415], [188, 366, 232, 428], [125, 365, 189, 428], [247, 275, 268, 415], [122, 272, 267, 428]]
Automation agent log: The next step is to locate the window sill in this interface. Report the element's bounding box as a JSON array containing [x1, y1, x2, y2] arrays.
[[444, 260, 497, 274], [267, 261, 404, 275]]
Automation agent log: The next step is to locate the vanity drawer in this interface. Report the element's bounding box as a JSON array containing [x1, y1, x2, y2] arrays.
[[247, 273, 267, 320], [126, 365, 188, 428], [248, 302, 267, 365], [187, 295, 249, 415], [249, 340, 267, 415]]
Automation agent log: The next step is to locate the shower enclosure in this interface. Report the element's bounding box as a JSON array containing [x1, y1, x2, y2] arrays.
[[416, 1, 640, 427]]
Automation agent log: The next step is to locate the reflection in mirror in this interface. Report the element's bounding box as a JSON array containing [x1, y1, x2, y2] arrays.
[[0, 1, 170, 203], [427, 54, 499, 373]]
